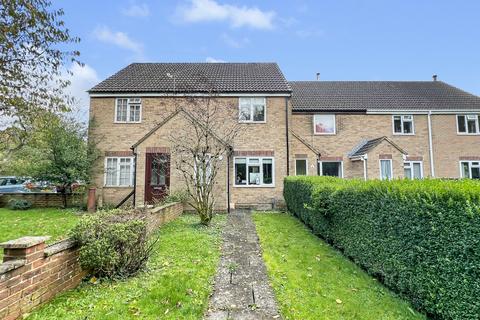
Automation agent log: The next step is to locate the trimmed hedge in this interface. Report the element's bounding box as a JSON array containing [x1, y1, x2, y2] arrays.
[[284, 176, 480, 320]]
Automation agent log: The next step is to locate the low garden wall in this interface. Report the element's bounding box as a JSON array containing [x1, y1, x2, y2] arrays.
[[284, 176, 480, 320], [0, 193, 80, 208], [0, 202, 184, 320]]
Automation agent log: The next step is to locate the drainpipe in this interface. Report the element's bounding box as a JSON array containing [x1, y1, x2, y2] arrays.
[[130, 146, 137, 206], [362, 155, 368, 181], [285, 97, 290, 176], [427, 111, 435, 177], [227, 148, 231, 214]]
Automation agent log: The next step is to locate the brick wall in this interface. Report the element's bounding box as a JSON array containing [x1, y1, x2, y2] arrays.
[[0, 202, 183, 320], [0, 193, 81, 208]]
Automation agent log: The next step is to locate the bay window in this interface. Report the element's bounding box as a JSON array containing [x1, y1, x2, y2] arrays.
[[105, 157, 134, 186], [115, 98, 141, 123], [234, 157, 274, 186]]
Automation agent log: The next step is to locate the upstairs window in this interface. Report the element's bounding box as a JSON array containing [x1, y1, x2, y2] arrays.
[[234, 157, 274, 186], [313, 114, 336, 135], [239, 98, 266, 123], [461, 161, 480, 179], [393, 115, 414, 134], [457, 115, 479, 134], [116, 98, 141, 123]]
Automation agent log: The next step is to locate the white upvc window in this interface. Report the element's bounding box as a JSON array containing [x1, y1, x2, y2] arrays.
[[194, 154, 212, 185], [379, 159, 393, 180], [313, 114, 336, 135], [295, 158, 308, 176], [239, 97, 266, 123], [460, 161, 480, 179], [234, 157, 274, 187], [457, 114, 479, 134], [393, 115, 414, 135], [104, 157, 135, 186], [404, 161, 423, 179], [115, 98, 142, 123], [318, 161, 343, 177]]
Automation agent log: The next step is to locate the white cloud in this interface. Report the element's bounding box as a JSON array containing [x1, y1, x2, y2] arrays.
[[93, 26, 144, 57], [64, 64, 100, 123], [122, 3, 150, 17], [221, 33, 249, 48], [177, 0, 275, 30], [205, 57, 225, 63]]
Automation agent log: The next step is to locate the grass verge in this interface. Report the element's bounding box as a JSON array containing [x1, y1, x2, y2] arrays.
[[253, 212, 425, 320], [28, 214, 225, 320]]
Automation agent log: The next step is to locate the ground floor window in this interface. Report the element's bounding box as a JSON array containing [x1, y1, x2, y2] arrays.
[[235, 157, 274, 186], [318, 161, 343, 177], [295, 158, 307, 175], [105, 157, 134, 186], [460, 161, 480, 179], [404, 161, 423, 179], [380, 159, 393, 180]]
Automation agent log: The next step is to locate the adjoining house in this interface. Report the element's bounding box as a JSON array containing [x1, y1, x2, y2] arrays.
[[88, 63, 480, 210]]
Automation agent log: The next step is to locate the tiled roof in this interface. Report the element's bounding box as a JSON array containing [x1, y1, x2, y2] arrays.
[[349, 137, 407, 158], [289, 81, 480, 111], [89, 63, 291, 93]]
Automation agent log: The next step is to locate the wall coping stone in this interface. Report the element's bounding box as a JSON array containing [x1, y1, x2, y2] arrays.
[[150, 202, 181, 214], [0, 236, 50, 249], [0, 259, 26, 274], [44, 239, 77, 257]]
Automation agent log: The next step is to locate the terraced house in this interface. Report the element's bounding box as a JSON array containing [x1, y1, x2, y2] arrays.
[[88, 63, 480, 210]]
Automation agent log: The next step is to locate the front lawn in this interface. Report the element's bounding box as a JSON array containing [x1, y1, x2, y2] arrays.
[[29, 214, 225, 320], [253, 212, 425, 320], [0, 208, 80, 245]]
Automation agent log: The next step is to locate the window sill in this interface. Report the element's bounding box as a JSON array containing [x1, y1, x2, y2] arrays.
[[313, 133, 336, 136], [233, 184, 276, 188], [238, 121, 267, 124], [113, 121, 142, 124], [457, 133, 480, 136], [393, 133, 415, 136]]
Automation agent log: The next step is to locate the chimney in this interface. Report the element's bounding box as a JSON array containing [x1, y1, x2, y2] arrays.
[[316, 72, 320, 81], [432, 74, 437, 81]]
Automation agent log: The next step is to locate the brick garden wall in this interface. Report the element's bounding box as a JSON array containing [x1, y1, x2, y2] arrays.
[[0, 202, 183, 320], [0, 193, 80, 208]]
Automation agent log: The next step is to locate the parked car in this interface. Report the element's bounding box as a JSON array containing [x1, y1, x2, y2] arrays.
[[0, 176, 30, 193]]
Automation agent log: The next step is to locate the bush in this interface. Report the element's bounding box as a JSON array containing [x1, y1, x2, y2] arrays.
[[70, 210, 157, 279], [7, 198, 32, 210], [284, 176, 480, 320]]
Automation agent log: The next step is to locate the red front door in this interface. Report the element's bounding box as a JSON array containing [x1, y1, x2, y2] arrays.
[[145, 153, 170, 204]]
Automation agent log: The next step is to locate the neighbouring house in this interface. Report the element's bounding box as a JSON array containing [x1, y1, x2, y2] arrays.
[[88, 63, 480, 210]]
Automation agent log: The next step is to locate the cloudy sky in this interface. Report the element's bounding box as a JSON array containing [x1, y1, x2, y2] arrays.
[[57, 0, 480, 121]]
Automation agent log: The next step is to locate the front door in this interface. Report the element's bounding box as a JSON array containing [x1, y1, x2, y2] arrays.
[[145, 153, 170, 204]]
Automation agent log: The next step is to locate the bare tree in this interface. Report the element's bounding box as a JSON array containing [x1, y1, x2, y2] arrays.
[[168, 77, 242, 225]]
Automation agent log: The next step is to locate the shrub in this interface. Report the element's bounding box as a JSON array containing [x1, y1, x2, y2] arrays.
[[70, 210, 157, 279], [284, 176, 480, 320], [7, 198, 32, 210]]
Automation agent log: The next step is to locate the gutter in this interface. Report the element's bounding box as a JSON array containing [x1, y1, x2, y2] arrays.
[[427, 111, 435, 177], [285, 97, 290, 176]]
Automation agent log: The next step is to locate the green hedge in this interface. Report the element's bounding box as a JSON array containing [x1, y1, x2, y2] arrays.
[[284, 176, 480, 320]]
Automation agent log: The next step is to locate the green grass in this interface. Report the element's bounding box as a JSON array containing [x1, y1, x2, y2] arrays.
[[28, 214, 226, 320], [0, 208, 80, 244], [253, 212, 426, 320]]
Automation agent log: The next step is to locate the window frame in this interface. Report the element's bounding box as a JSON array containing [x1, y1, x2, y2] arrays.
[[313, 114, 336, 135], [114, 98, 142, 123], [238, 97, 267, 123], [392, 115, 415, 135], [404, 161, 424, 179], [317, 161, 343, 178], [233, 156, 275, 187], [379, 159, 393, 180], [295, 158, 308, 176], [104, 156, 135, 187], [459, 161, 480, 179], [456, 114, 479, 135], [194, 154, 213, 185]]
